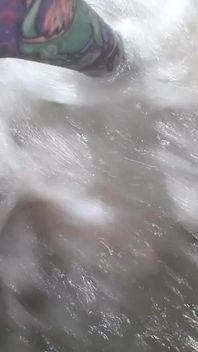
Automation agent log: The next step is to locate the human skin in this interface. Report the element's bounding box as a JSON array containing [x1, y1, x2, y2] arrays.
[[0, 0, 123, 75]]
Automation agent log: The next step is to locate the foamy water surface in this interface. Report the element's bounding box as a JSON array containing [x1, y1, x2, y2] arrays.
[[0, 0, 198, 351]]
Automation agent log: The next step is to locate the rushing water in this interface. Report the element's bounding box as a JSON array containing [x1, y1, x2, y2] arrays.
[[0, 0, 198, 351]]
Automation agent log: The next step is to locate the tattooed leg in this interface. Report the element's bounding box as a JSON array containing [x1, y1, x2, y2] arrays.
[[0, 0, 124, 76]]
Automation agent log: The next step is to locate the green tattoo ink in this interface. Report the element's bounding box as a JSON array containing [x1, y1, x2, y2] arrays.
[[19, 0, 124, 75]]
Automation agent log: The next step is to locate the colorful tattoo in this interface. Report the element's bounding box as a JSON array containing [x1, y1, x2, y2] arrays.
[[0, 0, 26, 56], [0, 0, 123, 75]]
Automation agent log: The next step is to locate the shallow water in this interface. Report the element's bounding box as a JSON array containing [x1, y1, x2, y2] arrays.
[[0, 0, 198, 351]]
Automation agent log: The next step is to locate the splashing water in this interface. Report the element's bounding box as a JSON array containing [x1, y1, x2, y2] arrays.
[[0, 0, 198, 351]]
